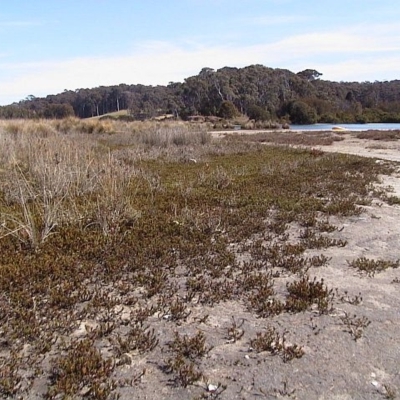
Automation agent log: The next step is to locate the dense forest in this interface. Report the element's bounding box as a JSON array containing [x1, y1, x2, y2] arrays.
[[1, 64, 400, 124]]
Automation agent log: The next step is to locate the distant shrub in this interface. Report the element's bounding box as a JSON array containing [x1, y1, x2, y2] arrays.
[[247, 104, 269, 121], [287, 101, 318, 125], [218, 101, 240, 119]]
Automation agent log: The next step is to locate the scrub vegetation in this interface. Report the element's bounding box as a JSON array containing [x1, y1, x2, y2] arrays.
[[0, 118, 399, 398], [2, 65, 400, 125]]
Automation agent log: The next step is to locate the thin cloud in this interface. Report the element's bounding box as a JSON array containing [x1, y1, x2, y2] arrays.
[[1, 23, 400, 105], [269, 25, 400, 56], [317, 56, 400, 82]]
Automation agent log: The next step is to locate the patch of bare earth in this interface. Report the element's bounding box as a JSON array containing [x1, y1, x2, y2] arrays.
[[193, 130, 400, 400], [314, 132, 400, 162], [120, 132, 400, 400], [2, 127, 400, 399]]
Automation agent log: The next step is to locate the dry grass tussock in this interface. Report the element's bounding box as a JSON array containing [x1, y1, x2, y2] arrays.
[[0, 127, 137, 247], [0, 120, 217, 248], [0, 117, 212, 137], [0, 119, 399, 398]]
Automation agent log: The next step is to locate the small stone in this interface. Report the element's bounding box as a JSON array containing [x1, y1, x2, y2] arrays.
[[118, 353, 132, 366], [79, 386, 91, 396], [21, 343, 34, 357], [208, 384, 218, 392], [244, 355, 250, 360]]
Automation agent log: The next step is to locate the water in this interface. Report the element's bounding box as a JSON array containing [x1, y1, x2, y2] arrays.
[[290, 123, 400, 131]]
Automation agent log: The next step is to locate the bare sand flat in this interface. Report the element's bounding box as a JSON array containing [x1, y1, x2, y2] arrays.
[[173, 130, 400, 400], [114, 131, 400, 399], [3, 129, 400, 399], [314, 133, 400, 162]]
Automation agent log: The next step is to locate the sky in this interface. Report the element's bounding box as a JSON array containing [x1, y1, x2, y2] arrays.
[[1, 0, 399, 105]]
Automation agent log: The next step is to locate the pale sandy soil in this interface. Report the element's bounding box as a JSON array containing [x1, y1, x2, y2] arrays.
[[10, 131, 400, 400], [114, 132, 400, 400], [175, 130, 400, 400], [314, 133, 400, 162]]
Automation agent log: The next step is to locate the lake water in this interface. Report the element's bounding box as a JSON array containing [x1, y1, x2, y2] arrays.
[[290, 123, 400, 131]]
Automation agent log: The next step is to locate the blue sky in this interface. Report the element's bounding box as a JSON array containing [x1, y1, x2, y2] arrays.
[[1, 0, 399, 105]]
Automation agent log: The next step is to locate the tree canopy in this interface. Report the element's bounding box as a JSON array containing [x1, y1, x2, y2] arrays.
[[1, 65, 400, 124], [296, 69, 323, 81]]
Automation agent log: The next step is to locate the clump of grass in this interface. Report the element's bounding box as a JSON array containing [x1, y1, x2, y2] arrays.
[[115, 323, 158, 356], [300, 229, 347, 249], [165, 354, 203, 388], [285, 276, 334, 313], [385, 195, 400, 205], [47, 339, 115, 399], [225, 316, 245, 343], [250, 327, 283, 354], [227, 131, 344, 146], [339, 312, 371, 341], [356, 130, 400, 141], [243, 270, 285, 317], [159, 295, 191, 323], [250, 327, 304, 362], [348, 257, 399, 277], [0, 130, 137, 248], [167, 331, 212, 361], [134, 125, 211, 148], [164, 331, 212, 387]]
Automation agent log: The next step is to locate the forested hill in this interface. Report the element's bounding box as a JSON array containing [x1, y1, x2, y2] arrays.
[[2, 64, 400, 124]]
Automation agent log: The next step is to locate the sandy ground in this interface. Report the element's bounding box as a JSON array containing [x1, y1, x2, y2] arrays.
[[314, 132, 400, 163], [118, 132, 400, 400], [168, 130, 400, 400], [9, 131, 400, 399], [287, 133, 400, 399]]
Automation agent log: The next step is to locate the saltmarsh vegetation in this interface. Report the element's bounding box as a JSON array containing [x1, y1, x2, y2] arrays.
[[0, 118, 397, 398]]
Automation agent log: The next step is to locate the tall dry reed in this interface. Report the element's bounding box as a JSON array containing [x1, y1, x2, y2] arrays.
[[0, 126, 137, 247]]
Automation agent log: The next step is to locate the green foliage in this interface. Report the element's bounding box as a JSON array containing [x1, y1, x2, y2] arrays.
[[43, 103, 75, 119], [319, 113, 339, 123], [247, 104, 269, 121], [218, 100, 239, 119], [2, 64, 400, 123], [297, 69, 323, 81], [287, 100, 318, 124]]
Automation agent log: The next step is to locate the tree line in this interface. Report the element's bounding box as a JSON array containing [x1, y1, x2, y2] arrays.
[[1, 64, 400, 124]]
